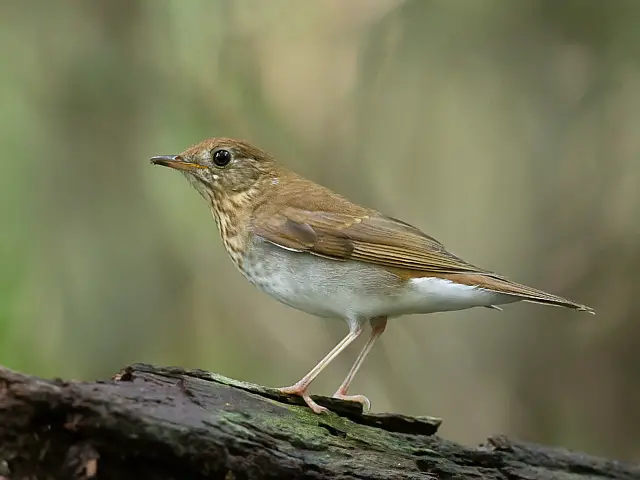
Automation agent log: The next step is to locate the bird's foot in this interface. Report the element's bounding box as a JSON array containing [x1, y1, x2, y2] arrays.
[[279, 384, 328, 414], [333, 391, 371, 413]]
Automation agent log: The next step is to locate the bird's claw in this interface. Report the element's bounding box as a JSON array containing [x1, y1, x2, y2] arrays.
[[333, 392, 371, 413], [279, 384, 329, 414]]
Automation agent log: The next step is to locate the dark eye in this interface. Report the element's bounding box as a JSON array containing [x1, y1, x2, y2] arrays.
[[212, 149, 231, 167]]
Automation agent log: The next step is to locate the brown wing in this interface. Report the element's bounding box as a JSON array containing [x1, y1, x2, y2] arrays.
[[248, 167, 596, 313], [251, 205, 491, 275], [250, 180, 593, 313]]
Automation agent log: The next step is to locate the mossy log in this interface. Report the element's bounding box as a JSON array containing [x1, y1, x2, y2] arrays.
[[0, 363, 637, 479]]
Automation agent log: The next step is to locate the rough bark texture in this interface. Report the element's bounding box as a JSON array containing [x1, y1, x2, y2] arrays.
[[0, 364, 637, 480]]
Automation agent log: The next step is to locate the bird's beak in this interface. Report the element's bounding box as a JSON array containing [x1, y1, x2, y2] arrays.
[[150, 155, 206, 172]]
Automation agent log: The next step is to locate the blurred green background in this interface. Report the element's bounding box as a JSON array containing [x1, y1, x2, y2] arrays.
[[1, 0, 639, 461]]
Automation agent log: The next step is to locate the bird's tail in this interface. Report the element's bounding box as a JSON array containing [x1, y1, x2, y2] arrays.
[[447, 273, 595, 314]]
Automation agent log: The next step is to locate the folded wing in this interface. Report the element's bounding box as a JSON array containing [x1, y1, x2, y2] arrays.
[[251, 194, 593, 313]]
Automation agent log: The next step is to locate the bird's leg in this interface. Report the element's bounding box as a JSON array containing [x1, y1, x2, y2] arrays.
[[279, 327, 363, 414], [332, 316, 387, 412]]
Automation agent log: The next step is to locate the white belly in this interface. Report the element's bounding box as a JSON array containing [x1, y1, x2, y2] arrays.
[[240, 239, 515, 324]]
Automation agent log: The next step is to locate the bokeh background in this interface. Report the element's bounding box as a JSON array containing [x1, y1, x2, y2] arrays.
[[1, 0, 639, 462]]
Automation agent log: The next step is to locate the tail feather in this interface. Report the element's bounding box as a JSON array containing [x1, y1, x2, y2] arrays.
[[446, 273, 595, 314]]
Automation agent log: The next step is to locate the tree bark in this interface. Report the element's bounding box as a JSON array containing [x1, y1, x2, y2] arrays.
[[0, 364, 637, 480]]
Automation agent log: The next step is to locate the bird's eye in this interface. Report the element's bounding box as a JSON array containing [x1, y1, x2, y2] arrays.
[[212, 149, 232, 167]]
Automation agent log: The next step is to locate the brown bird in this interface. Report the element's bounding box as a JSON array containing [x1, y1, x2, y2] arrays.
[[151, 138, 594, 414]]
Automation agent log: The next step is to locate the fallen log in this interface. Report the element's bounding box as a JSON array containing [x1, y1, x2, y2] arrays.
[[0, 363, 637, 479]]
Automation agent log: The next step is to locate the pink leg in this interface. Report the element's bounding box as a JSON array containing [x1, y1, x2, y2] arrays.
[[279, 327, 363, 414], [333, 317, 387, 412]]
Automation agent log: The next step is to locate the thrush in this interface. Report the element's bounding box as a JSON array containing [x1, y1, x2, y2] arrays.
[[151, 137, 594, 414]]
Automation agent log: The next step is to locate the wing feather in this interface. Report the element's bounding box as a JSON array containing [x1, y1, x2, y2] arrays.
[[249, 181, 592, 313], [252, 206, 487, 274]]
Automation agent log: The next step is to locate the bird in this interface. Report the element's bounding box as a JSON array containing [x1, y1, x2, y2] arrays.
[[151, 137, 594, 414]]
